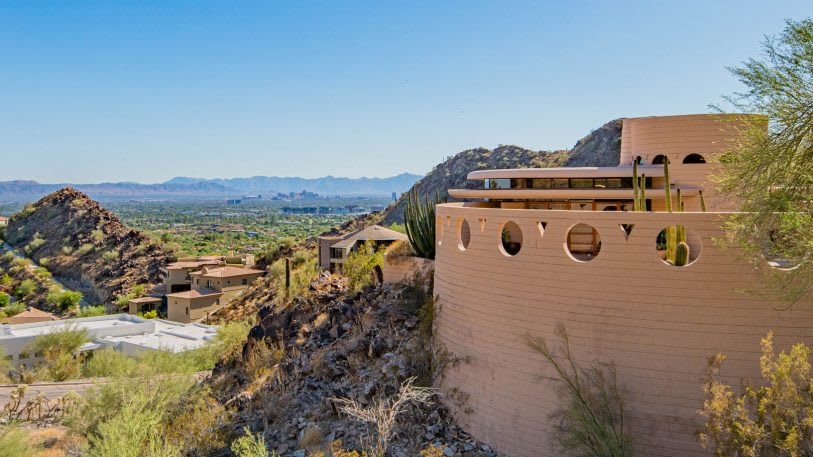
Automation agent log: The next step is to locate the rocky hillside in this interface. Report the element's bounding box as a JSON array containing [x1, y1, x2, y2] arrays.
[[382, 118, 622, 223], [210, 271, 498, 457], [4, 188, 172, 304]]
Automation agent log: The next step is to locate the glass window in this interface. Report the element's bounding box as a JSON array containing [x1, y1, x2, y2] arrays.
[[488, 179, 510, 189], [532, 178, 551, 189], [593, 178, 606, 189], [571, 178, 593, 188], [552, 179, 569, 189], [511, 179, 528, 189], [605, 178, 622, 188]]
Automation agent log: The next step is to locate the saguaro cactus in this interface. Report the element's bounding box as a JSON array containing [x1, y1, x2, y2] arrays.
[[674, 241, 690, 267], [405, 189, 440, 260]]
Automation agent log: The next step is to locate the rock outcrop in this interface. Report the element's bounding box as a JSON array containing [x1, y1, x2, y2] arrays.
[[4, 187, 172, 304]]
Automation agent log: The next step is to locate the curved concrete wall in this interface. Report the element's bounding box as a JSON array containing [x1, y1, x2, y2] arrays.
[[433, 203, 813, 457]]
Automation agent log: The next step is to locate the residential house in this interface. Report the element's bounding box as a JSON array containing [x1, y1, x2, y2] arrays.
[[318, 225, 408, 272], [166, 265, 264, 323]]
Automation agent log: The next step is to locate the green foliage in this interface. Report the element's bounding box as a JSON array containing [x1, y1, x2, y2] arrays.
[[388, 222, 406, 234], [716, 18, 813, 302], [0, 273, 11, 287], [38, 257, 49, 267], [14, 279, 36, 300], [47, 288, 83, 311], [76, 305, 107, 317], [101, 250, 119, 261], [90, 229, 105, 244], [404, 189, 439, 260], [231, 427, 271, 457], [215, 318, 255, 361], [631, 160, 646, 211], [26, 326, 90, 381], [343, 241, 384, 293], [24, 233, 45, 255], [0, 292, 8, 308], [1, 302, 25, 317], [137, 309, 158, 319], [82, 348, 138, 378], [0, 426, 38, 457], [76, 243, 95, 256], [699, 332, 813, 457], [526, 324, 632, 457]]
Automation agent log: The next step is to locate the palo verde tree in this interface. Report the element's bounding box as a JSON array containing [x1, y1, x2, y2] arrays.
[[716, 18, 813, 303]]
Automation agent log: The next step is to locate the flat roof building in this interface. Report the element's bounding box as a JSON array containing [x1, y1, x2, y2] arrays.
[[0, 314, 217, 367]]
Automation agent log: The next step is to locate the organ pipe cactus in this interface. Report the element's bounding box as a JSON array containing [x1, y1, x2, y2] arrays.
[[404, 189, 440, 260], [632, 161, 646, 211], [673, 241, 690, 267]]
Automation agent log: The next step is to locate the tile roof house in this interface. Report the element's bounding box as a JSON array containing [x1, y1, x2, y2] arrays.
[[165, 265, 264, 323], [318, 224, 408, 272]]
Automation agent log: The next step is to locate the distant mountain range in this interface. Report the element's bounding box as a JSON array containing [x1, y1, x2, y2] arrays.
[[0, 173, 422, 202]]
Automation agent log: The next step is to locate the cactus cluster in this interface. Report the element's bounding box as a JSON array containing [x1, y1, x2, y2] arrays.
[[662, 158, 689, 266], [404, 189, 440, 260], [632, 160, 647, 211]]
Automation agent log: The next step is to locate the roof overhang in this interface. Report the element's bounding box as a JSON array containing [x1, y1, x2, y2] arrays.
[[449, 187, 700, 200], [466, 166, 665, 180]]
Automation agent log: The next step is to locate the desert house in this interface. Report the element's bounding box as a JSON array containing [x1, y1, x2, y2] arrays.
[[165, 265, 264, 323], [0, 215, 8, 227], [318, 224, 408, 272], [0, 314, 216, 368], [432, 114, 813, 457], [0, 307, 58, 325]]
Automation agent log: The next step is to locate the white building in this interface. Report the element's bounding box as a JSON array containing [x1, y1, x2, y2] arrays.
[[0, 314, 217, 366]]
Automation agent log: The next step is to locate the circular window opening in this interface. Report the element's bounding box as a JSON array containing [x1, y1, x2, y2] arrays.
[[566, 223, 601, 262], [683, 153, 706, 164], [652, 154, 667, 165], [459, 219, 471, 251], [656, 225, 702, 266], [500, 221, 523, 256]]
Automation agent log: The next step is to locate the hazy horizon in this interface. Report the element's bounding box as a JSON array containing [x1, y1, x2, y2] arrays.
[[1, 1, 810, 183]]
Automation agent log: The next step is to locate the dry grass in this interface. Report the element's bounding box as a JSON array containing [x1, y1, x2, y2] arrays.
[[298, 425, 324, 450], [312, 312, 329, 329], [29, 427, 86, 457]]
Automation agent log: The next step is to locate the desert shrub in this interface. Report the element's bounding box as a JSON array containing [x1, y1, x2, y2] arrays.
[[14, 279, 36, 299], [26, 327, 90, 381], [216, 318, 255, 361], [38, 257, 49, 266], [342, 241, 384, 293], [291, 249, 312, 268], [61, 245, 74, 255], [0, 273, 11, 287], [90, 229, 104, 244], [231, 427, 271, 457], [47, 288, 83, 311], [525, 324, 632, 457], [101, 250, 119, 261], [164, 389, 228, 456], [32, 266, 51, 279], [388, 222, 406, 234], [332, 377, 435, 457], [24, 233, 45, 255], [699, 332, 813, 456], [0, 426, 38, 457], [2, 302, 25, 317], [2, 251, 15, 262], [137, 310, 158, 319], [130, 284, 147, 298], [76, 305, 106, 317], [0, 292, 8, 308], [76, 243, 95, 256], [82, 348, 138, 378], [114, 293, 135, 309]]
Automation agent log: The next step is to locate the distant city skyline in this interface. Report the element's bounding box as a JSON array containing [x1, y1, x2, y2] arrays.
[[0, 1, 809, 183]]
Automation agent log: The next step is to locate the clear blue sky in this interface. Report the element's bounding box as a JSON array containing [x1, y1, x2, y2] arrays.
[[0, 1, 809, 183]]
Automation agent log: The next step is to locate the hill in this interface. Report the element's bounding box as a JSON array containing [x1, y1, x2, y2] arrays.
[[3, 188, 172, 304], [381, 118, 622, 223]]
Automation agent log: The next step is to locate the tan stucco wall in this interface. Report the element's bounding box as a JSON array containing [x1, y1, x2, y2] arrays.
[[433, 203, 813, 457], [167, 295, 220, 323]]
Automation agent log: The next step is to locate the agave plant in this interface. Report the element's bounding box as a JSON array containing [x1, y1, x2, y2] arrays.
[[404, 189, 440, 260]]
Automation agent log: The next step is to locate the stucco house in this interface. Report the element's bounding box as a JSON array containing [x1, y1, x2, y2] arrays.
[[432, 114, 813, 457], [318, 224, 408, 272], [0, 216, 8, 227], [166, 265, 264, 323]]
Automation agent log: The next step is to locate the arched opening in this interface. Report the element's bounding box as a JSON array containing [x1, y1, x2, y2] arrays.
[[500, 221, 523, 256], [683, 153, 706, 164], [656, 226, 702, 266], [652, 154, 667, 165], [565, 223, 601, 262], [458, 219, 471, 251]]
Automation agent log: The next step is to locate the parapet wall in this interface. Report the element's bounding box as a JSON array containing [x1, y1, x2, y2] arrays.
[[433, 203, 813, 457]]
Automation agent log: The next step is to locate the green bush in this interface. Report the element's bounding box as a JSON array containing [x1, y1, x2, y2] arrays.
[[47, 288, 83, 311], [90, 229, 105, 244], [343, 241, 384, 293], [83, 348, 138, 378], [25, 327, 90, 381], [0, 273, 11, 287], [76, 305, 107, 318], [24, 234, 45, 255], [101, 250, 119, 261], [32, 266, 51, 280], [231, 428, 271, 457], [76, 243, 95, 256], [137, 310, 158, 319], [14, 279, 36, 299], [2, 302, 25, 317], [0, 426, 38, 457], [61, 245, 74, 255], [0, 292, 8, 308]]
